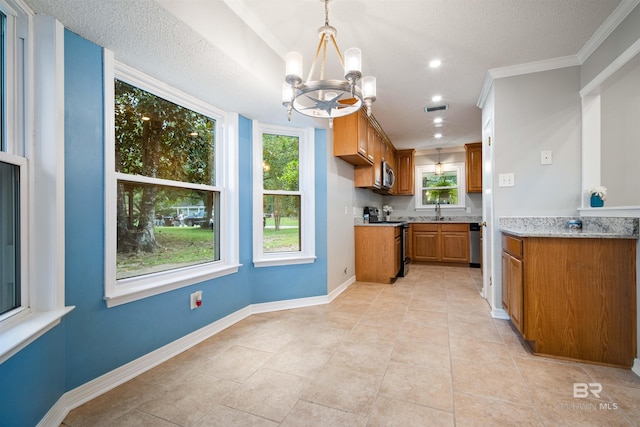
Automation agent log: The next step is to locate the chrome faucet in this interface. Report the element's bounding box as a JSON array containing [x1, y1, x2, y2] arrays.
[[435, 202, 443, 221]]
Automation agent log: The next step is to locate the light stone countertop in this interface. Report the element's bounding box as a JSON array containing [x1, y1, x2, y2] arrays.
[[354, 216, 482, 226], [499, 216, 639, 239]]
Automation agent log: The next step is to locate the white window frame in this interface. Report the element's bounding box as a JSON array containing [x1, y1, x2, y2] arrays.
[[415, 162, 466, 210], [104, 53, 240, 308], [252, 122, 315, 267], [0, 5, 72, 365]]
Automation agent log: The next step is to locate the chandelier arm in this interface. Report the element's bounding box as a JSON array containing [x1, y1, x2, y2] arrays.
[[329, 35, 345, 68], [306, 33, 326, 83], [320, 34, 328, 80]]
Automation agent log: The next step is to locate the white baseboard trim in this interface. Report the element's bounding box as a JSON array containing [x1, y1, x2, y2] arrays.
[[491, 308, 510, 320], [37, 280, 358, 427], [328, 275, 356, 302], [633, 358, 640, 378]]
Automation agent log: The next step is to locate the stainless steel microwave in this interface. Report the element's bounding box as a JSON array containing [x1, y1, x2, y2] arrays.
[[382, 161, 395, 189]]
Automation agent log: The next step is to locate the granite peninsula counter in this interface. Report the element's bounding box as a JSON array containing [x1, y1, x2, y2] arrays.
[[498, 215, 637, 368], [499, 216, 639, 239]]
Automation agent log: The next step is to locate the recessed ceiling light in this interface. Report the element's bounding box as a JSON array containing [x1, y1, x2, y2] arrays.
[[435, 123, 443, 128], [434, 133, 442, 138], [433, 117, 443, 124], [429, 59, 441, 68], [432, 95, 442, 102]]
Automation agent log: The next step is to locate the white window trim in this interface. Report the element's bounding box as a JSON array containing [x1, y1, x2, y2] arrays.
[[103, 52, 240, 308], [0, 8, 73, 365], [414, 162, 466, 210], [252, 122, 316, 267]]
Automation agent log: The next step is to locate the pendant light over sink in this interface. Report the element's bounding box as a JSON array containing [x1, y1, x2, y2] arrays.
[[435, 148, 443, 175], [282, 0, 376, 127]]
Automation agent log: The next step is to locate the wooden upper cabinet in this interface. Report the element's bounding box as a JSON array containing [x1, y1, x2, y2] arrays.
[[465, 142, 482, 193], [333, 111, 374, 166], [354, 124, 382, 189], [395, 149, 415, 195]]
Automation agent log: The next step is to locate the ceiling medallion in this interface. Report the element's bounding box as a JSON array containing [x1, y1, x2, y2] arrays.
[[282, 0, 376, 126]]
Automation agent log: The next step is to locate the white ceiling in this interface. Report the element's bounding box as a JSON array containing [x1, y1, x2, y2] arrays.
[[25, 0, 623, 151]]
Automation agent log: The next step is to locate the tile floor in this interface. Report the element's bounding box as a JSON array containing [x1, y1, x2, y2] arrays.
[[61, 264, 640, 426]]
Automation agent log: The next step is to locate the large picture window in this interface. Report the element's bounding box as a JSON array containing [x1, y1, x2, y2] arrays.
[[114, 80, 220, 278], [253, 123, 315, 267], [105, 58, 239, 307]]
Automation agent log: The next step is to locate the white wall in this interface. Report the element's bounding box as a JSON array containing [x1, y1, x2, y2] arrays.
[[600, 54, 640, 206], [326, 131, 382, 294], [493, 67, 583, 217], [488, 66, 583, 319]]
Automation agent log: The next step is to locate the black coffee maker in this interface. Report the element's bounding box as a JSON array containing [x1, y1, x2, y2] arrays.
[[363, 206, 381, 223]]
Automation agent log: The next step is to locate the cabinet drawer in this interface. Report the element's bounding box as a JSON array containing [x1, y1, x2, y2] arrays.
[[440, 223, 468, 232], [502, 234, 523, 259], [411, 223, 438, 232]]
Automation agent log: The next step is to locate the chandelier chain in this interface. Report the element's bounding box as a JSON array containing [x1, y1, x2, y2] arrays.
[[324, 0, 329, 26]]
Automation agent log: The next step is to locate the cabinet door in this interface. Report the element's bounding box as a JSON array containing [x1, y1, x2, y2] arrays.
[[507, 254, 524, 334], [412, 231, 439, 261], [441, 231, 469, 262], [501, 251, 510, 312], [465, 142, 482, 193], [395, 149, 415, 195], [359, 112, 372, 162], [333, 113, 372, 166]]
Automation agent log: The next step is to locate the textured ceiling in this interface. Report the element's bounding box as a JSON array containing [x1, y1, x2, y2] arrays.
[[25, 0, 623, 151]]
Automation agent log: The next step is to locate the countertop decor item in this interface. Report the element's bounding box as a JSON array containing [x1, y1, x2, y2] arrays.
[[382, 204, 393, 221], [587, 186, 607, 208]]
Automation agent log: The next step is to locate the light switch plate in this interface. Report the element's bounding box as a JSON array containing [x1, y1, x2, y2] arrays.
[[498, 173, 515, 187], [541, 150, 552, 165]]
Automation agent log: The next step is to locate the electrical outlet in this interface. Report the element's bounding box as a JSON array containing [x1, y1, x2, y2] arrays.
[[541, 150, 552, 165], [498, 173, 515, 187], [190, 291, 203, 310]]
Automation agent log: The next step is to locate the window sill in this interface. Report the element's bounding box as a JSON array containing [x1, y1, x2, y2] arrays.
[[253, 255, 317, 268], [0, 306, 75, 365], [105, 262, 241, 308]]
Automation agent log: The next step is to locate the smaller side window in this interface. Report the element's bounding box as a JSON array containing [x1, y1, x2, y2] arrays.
[[252, 123, 315, 267]]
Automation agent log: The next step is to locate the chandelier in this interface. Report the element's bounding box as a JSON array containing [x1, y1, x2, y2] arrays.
[[282, 0, 376, 125]]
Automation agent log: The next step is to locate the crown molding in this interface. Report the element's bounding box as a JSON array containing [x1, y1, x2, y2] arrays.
[[478, 0, 640, 108], [577, 0, 640, 63], [477, 55, 579, 108]]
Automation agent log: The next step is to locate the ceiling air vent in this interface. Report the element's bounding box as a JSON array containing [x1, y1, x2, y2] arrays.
[[424, 104, 449, 113]]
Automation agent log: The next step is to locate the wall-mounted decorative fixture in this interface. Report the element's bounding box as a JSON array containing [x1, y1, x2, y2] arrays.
[[282, 0, 376, 126], [435, 148, 443, 175]]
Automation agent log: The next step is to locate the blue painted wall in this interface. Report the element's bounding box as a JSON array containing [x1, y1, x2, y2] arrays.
[[0, 30, 328, 425]]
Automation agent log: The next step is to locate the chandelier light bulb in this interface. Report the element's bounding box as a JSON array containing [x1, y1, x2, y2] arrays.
[[282, 82, 294, 103], [344, 47, 362, 81], [324, 92, 338, 100], [362, 76, 376, 100], [285, 52, 303, 86]]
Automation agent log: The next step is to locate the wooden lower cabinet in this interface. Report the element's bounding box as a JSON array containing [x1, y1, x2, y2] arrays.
[[501, 233, 636, 368], [411, 223, 469, 263], [355, 225, 401, 284], [501, 245, 523, 334]]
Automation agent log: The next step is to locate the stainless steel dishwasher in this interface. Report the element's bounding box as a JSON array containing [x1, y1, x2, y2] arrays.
[[469, 222, 481, 268]]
